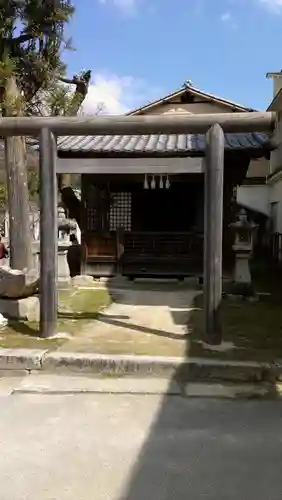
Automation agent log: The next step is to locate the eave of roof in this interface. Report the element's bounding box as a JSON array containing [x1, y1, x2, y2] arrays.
[[126, 84, 256, 116], [56, 132, 270, 158]]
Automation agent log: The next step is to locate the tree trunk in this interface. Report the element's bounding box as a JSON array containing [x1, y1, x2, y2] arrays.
[[4, 77, 32, 270], [58, 70, 92, 228]]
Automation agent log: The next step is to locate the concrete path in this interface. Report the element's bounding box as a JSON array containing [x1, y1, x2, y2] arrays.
[[0, 375, 281, 500], [61, 282, 199, 356]]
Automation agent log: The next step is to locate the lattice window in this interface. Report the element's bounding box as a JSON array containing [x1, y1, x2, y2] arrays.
[[84, 184, 109, 232], [110, 192, 131, 232], [85, 206, 99, 231]]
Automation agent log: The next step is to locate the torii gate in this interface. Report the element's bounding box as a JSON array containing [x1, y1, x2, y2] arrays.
[[0, 112, 276, 343]]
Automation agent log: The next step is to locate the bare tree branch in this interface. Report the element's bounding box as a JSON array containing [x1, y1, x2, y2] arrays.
[[9, 33, 36, 46]]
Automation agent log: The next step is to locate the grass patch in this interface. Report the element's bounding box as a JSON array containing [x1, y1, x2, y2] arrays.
[[188, 262, 282, 362], [58, 288, 112, 319], [0, 288, 112, 350]]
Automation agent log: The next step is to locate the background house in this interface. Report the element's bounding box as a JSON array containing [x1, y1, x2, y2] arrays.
[[266, 71, 282, 234]]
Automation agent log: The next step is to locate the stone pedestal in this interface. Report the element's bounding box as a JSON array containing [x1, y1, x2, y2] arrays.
[[233, 249, 252, 284], [0, 296, 39, 321], [58, 243, 71, 280], [33, 242, 71, 281]]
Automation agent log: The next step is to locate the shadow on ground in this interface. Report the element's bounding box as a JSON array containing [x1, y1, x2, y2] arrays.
[[57, 279, 196, 342], [113, 320, 282, 500], [110, 267, 281, 499], [117, 389, 282, 500], [7, 320, 38, 337], [58, 311, 100, 320], [99, 277, 199, 341]]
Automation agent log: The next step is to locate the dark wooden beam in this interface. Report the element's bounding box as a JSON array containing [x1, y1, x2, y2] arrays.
[[39, 128, 57, 338], [204, 124, 224, 345], [80, 174, 88, 275], [0, 111, 275, 136], [116, 226, 124, 276]]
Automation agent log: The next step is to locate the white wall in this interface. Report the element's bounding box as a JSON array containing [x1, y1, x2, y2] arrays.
[[266, 112, 282, 233], [236, 181, 282, 233], [270, 116, 282, 174], [236, 185, 270, 216], [268, 178, 282, 232], [247, 158, 269, 179]]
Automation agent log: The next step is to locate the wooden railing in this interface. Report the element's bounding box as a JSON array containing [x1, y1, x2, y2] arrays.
[[122, 231, 204, 277], [123, 231, 203, 258]]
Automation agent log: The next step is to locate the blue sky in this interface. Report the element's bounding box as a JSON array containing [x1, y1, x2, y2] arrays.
[[63, 0, 282, 113]]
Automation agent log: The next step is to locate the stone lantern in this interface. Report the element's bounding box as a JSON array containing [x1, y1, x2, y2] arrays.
[[57, 207, 77, 280], [57, 206, 76, 241], [229, 209, 258, 288]]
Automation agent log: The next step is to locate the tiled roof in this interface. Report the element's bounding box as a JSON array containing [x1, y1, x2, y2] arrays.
[[57, 132, 269, 155]]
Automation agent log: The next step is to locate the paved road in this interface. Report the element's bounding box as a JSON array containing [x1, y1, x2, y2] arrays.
[[0, 376, 282, 500]]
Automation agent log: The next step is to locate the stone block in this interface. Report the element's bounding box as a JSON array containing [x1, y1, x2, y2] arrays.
[[40, 353, 270, 383], [0, 296, 40, 321], [0, 348, 47, 370], [0, 266, 39, 299], [41, 352, 182, 376]]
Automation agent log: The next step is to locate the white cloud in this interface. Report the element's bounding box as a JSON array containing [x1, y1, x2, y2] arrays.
[[81, 73, 160, 115], [220, 11, 238, 28], [259, 0, 282, 12], [220, 11, 232, 21], [99, 0, 137, 15]]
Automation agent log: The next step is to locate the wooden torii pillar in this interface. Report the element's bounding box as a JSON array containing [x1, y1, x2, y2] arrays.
[[204, 124, 224, 345], [39, 128, 57, 338]]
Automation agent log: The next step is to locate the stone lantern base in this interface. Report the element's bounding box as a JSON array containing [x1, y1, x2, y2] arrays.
[[227, 245, 255, 297], [234, 251, 251, 284]]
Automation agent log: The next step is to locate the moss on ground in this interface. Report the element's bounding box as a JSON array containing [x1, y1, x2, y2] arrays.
[[58, 288, 112, 318], [188, 262, 282, 362], [1, 262, 282, 362], [0, 288, 111, 350]]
